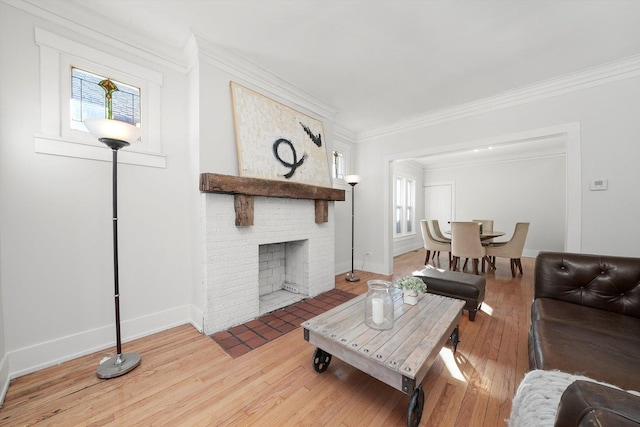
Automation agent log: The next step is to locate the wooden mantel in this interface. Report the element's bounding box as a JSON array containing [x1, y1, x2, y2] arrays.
[[199, 173, 345, 226]]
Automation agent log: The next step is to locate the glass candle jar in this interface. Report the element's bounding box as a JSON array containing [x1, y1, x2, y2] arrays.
[[365, 279, 394, 330]]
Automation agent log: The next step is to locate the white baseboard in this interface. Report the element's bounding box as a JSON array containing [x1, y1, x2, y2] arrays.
[[8, 305, 193, 379], [189, 305, 204, 333], [0, 353, 9, 406]]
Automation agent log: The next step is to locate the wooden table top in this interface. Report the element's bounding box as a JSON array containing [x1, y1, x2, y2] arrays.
[[302, 288, 464, 392], [445, 230, 505, 240]]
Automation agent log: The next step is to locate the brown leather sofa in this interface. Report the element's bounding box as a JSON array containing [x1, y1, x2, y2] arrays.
[[529, 252, 640, 426]]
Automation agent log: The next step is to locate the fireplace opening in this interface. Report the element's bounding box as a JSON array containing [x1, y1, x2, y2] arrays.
[[258, 240, 309, 315]]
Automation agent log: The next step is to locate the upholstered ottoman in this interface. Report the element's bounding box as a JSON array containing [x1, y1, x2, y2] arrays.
[[414, 266, 486, 321]]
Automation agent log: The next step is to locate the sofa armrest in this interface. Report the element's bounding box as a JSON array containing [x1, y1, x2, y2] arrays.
[[555, 380, 640, 427]]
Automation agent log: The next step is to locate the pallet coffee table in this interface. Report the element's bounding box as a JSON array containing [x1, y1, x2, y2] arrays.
[[302, 288, 465, 426]]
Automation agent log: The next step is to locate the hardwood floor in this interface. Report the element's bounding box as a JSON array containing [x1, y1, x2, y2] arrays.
[[0, 250, 533, 426]]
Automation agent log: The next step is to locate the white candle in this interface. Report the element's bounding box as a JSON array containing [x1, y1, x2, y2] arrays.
[[372, 297, 384, 325]]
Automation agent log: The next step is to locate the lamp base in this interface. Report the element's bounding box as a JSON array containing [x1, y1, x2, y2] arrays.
[[96, 352, 141, 379], [345, 272, 360, 282]]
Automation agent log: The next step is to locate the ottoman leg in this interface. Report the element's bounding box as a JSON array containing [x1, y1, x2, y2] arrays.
[[469, 308, 477, 321]]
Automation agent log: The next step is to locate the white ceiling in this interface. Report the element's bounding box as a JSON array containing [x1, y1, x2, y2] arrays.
[[44, 0, 640, 136], [407, 134, 567, 170], [36, 0, 640, 137]]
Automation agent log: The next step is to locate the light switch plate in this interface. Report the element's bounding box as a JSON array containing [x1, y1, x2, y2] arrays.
[[590, 179, 608, 191]]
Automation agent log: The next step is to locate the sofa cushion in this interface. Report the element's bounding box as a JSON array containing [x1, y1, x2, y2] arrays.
[[532, 297, 640, 341], [529, 319, 640, 390]]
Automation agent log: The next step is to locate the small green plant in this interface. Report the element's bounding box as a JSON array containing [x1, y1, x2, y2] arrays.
[[396, 276, 427, 293]]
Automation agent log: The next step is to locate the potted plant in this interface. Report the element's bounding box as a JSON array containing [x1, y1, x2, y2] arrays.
[[396, 276, 427, 305]]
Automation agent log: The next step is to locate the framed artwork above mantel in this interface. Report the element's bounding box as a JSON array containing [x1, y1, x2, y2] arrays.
[[230, 82, 332, 188]]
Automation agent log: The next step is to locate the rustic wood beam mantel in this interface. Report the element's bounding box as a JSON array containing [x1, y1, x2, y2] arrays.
[[199, 173, 345, 226]]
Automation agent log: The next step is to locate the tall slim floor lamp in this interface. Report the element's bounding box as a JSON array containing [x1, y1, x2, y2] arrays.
[[345, 175, 361, 282], [84, 80, 142, 379]]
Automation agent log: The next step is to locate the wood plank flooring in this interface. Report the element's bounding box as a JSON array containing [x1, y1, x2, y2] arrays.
[[0, 250, 533, 426]]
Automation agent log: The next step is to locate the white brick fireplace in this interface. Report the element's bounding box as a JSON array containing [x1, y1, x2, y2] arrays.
[[202, 193, 337, 334]]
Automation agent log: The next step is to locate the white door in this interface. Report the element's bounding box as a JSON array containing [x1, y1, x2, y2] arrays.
[[424, 183, 453, 230]]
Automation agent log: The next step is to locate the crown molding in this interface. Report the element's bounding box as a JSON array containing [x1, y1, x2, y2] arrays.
[[190, 33, 338, 120], [332, 123, 357, 144], [3, 0, 187, 73], [357, 54, 640, 142]]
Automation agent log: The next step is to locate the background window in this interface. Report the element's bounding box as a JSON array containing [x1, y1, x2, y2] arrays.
[[394, 175, 416, 236], [332, 150, 344, 180]]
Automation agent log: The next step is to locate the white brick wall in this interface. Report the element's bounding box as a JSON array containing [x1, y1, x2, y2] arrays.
[[202, 193, 335, 334]]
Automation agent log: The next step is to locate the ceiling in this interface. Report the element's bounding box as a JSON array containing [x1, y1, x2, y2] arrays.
[[39, 0, 640, 137], [408, 134, 567, 170]]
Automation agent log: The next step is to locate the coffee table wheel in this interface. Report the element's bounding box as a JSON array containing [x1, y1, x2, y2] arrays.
[[450, 325, 460, 353], [407, 384, 425, 427], [312, 348, 332, 373]]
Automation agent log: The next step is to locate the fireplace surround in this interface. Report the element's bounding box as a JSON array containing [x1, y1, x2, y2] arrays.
[[200, 173, 345, 334]]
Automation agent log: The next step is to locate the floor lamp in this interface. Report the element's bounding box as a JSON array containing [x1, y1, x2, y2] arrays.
[[84, 116, 142, 379], [345, 175, 361, 282]]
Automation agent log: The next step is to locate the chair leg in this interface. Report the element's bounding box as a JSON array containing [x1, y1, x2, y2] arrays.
[[484, 256, 495, 271], [510, 259, 516, 277], [516, 258, 523, 275], [472, 258, 479, 275], [448, 252, 453, 270], [463, 258, 469, 271]]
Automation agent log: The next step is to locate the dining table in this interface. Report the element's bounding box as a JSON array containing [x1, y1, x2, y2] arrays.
[[445, 230, 505, 241]]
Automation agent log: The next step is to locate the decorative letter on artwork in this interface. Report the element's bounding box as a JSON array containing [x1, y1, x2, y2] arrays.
[[230, 82, 332, 187]]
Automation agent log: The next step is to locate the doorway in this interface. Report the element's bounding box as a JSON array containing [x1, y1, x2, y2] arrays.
[[424, 182, 454, 229]]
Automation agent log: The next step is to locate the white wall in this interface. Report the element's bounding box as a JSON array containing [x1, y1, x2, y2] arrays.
[[423, 155, 566, 257], [355, 71, 640, 274], [0, 1, 350, 389], [0, 3, 194, 379]]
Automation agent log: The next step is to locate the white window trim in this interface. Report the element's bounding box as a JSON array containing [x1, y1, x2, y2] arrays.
[[34, 27, 166, 168]]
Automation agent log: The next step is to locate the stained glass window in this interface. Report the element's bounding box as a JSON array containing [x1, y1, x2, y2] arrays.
[[70, 67, 140, 131]]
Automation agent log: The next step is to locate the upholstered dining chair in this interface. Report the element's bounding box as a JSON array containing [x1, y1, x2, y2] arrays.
[[485, 222, 530, 277], [451, 221, 491, 275], [473, 219, 494, 244], [472, 219, 494, 233], [420, 220, 452, 268], [431, 219, 451, 243]]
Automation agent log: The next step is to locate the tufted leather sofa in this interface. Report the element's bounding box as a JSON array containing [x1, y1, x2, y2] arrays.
[[528, 252, 640, 425]]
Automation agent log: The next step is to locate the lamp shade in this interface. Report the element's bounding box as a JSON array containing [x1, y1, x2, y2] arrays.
[[84, 118, 141, 145], [345, 175, 361, 185]]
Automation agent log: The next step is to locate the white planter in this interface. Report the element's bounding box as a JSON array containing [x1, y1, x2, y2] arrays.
[[403, 290, 418, 305]]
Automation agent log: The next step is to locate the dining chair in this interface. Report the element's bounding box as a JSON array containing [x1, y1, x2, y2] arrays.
[[450, 222, 491, 275], [472, 219, 494, 233], [420, 220, 452, 268], [431, 219, 451, 243], [473, 219, 494, 244], [484, 222, 530, 277]]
